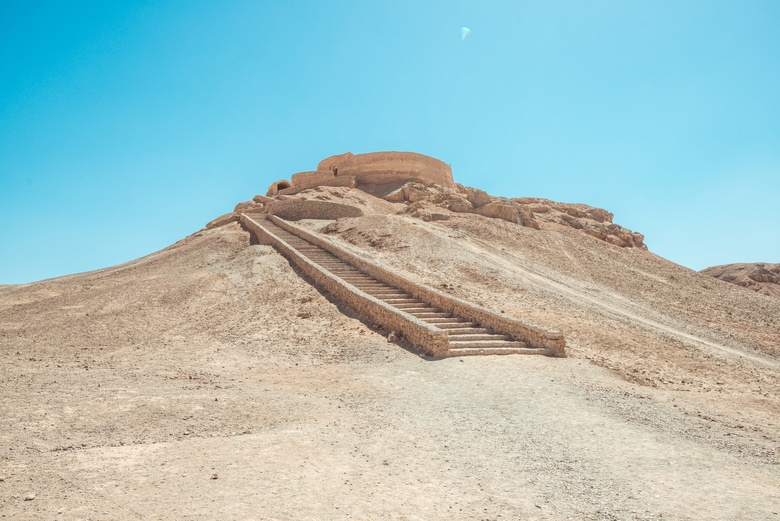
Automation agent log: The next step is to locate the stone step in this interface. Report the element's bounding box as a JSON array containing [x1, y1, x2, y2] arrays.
[[396, 304, 436, 313], [448, 346, 545, 356], [448, 334, 512, 342], [423, 317, 469, 324], [429, 321, 479, 329], [448, 340, 529, 349], [409, 312, 451, 319], [393, 303, 432, 310], [383, 298, 422, 305], [445, 327, 492, 335]]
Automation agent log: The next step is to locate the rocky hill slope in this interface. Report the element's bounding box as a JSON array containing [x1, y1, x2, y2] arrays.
[[701, 262, 780, 298], [1, 182, 779, 519]]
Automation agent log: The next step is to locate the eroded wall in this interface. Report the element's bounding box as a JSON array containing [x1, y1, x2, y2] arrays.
[[317, 151, 455, 188]]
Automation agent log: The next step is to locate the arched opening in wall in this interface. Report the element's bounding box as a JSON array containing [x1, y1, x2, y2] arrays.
[[333, 167, 338, 176], [276, 180, 292, 191]]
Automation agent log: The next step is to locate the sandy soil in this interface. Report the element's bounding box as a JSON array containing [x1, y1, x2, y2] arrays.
[[2, 189, 779, 519]]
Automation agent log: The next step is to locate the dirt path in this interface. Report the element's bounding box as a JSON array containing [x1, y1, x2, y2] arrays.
[[473, 237, 780, 369]]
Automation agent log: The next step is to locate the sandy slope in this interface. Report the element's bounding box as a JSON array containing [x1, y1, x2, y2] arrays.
[[1, 195, 779, 519]]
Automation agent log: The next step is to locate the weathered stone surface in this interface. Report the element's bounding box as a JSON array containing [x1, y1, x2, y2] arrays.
[[317, 151, 455, 189], [291, 170, 334, 186], [206, 213, 240, 230], [234, 201, 264, 213], [467, 188, 492, 208], [265, 199, 363, 220], [259, 156, 643, 249], [511, 197, 641, 249], [583, 225, 607, 241], [253, 194, 275, 204], [561, 214, 584, 229], [279, 174, 357, 196], [383, 187, 407, 202], [701, 263, 780, 298], [266, 180, 292, 196], [749, 268, 780, 284], [448, 199, 475, 213], [589, 207, 613, 223], [475, 202, 524, 224], [422, 213, 450, 222]]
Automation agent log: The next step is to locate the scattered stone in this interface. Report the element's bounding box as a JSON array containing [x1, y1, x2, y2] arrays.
[[422, 213, 450, 222], [448, 199, 474, 213], [211, 473, 219, 480], [24, 494, 36, 501], [297, 311, 312, 319], [234, 200, 265, 214], [253, 194, 275, 204], [387, 331, 398, 342], [466, 188, 492, 208]]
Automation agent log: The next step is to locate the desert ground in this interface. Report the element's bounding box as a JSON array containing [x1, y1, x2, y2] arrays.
[[1, 186, 779, 520]]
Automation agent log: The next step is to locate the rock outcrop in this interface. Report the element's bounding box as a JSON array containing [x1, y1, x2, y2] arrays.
[[701, 263, 780, 298], [380, 182, 645, 249], [215, 152, 647, 250]]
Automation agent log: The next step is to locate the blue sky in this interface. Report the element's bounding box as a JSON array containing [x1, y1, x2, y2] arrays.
[[1, 1, 778, 284]]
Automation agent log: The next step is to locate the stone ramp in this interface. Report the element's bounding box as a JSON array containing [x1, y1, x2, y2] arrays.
[[241, 213, 565, 358]]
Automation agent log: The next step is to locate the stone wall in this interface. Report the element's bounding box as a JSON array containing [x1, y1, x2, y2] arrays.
[[240, 214, 450, 357], [266, 152, 455, 196], [290, 171, 334, 186], [317, 151, 455, 189], [271, 216, 566, 356], [277, 175, 357, 196], [266, 180, 292, 196], [265, 199, 364, 220]]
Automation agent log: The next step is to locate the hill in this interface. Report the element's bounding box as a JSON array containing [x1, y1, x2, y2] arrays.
[[701, 262, 780, 298], [1, 176, 779, 518]]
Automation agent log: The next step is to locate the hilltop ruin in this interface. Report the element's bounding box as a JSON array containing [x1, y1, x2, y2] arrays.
[[266, 151, 455, 196], [213, 151, 647, 251]]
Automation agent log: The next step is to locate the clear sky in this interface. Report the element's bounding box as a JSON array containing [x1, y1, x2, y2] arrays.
[[2, 1, 778, 284]]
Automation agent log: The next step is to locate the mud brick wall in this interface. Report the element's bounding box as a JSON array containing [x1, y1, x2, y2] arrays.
[[265, 199, 364, 220]]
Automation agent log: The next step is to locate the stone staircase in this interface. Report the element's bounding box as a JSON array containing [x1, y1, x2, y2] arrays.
[[243, 214, 565, 358]]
